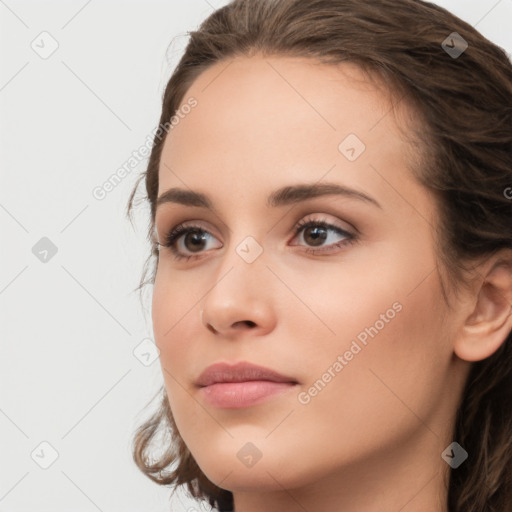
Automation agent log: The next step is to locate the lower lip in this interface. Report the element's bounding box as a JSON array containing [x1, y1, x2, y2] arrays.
[[199, 380, 296, 408]]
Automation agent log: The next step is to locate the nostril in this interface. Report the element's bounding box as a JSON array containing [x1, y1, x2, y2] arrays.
[[207, 320, 257, 332], [232, 320, 256, 328]]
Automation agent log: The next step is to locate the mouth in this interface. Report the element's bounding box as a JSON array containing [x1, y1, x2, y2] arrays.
[[195, 361, 299, 409]]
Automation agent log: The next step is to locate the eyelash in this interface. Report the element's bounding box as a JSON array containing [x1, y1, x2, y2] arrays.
[[159, 216, 358, 262]]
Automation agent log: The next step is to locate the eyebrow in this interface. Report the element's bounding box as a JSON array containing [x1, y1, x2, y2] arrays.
[[156, 182, 382, 213]]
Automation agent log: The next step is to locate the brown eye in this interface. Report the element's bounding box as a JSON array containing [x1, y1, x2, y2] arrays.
[[182, 230, 209, 253], [160, 224, 222, 261], [302, 225, 328, 247], [291, 217, 356, 253]]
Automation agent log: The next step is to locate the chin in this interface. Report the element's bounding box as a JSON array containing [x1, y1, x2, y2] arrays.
[[192, 441, 316, 493], [200, 461, 294, 493]]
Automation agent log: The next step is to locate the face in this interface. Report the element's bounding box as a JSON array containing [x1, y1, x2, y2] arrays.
[[151, 56, 466, 497]]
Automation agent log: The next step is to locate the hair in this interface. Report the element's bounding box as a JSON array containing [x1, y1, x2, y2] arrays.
[[126, 0, 512, 510]]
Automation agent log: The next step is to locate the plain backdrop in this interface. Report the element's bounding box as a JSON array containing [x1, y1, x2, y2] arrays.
[[1, 1, 511, 511]]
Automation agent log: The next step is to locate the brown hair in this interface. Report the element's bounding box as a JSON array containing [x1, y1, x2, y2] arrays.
[[126, 0, 512, 510]]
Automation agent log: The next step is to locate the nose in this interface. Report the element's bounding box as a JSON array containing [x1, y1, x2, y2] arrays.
[[199, 242, 277, 338]]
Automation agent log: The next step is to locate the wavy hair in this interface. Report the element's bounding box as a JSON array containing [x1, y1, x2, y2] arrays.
[[126, 1, 512, 510]]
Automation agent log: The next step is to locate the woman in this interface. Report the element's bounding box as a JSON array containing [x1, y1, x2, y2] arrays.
[[127, 1, 512, 510]]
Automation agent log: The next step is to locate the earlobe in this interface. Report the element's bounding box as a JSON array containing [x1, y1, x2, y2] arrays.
[[453, 253, 512, 363]]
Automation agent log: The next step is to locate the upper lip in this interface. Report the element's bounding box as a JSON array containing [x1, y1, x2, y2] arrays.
[[196, 361, 298, 387]]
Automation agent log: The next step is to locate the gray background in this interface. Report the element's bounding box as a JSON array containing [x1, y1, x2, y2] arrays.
[[1, 1, 511, 511]]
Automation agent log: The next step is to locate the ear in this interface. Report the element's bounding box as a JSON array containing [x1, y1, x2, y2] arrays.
[[453, 250, 512, 362]]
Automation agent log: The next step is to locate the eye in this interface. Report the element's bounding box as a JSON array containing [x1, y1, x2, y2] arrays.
[[158, 215, 358, 261], [159, 223, 221, 261], [289, 215, 358, 255]]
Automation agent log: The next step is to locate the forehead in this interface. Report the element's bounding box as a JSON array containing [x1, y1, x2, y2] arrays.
[[157, 55, 423, 213], [166, 55, 402, 144]]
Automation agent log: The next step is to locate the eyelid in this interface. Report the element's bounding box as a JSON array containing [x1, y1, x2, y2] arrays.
[[159, 213, 358, 262], [158, 210, 354, 238], [160, 215, 342, 243], [292, 213, 355, 236], [156, 218, 216, 243]]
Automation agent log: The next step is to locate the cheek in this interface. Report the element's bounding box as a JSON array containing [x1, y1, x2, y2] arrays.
[[151, 261, 199, 344], [251, 281, 448, 487], [296, 264, 448, 432], [151, 265, 200, 386], [289, 242, 448, 411], [151, 279, 202, 444]]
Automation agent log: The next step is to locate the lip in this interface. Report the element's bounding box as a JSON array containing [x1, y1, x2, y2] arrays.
[[195, 361, 299, 409], [196, 361, 298, 386]]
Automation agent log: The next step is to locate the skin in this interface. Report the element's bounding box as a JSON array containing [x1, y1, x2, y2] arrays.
[[151, 55, 512, 512]]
